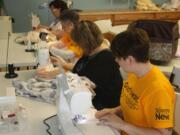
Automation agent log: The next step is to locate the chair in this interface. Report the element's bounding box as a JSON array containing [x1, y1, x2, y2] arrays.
[[175, 92, 180, 134], [94, 19, 112, 34], [0, 16, 12, 34], [170, 66, 180, 88], [170, 66, 180, 134]]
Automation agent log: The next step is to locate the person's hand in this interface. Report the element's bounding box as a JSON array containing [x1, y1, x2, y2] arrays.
[[37, 24, 50, 30], [96, 107, 123, 119], [50, 56, 66, 67], [98, 113, 125, 131], [96, 108, 117, 119], [50, 55, 74, 71]]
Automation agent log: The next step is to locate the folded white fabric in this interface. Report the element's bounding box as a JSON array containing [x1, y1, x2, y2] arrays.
[[50, 46, 75, 60], [66, 72, 96, 97]]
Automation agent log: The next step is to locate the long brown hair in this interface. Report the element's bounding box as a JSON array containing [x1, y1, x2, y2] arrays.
[[71, 20, 103, 55]]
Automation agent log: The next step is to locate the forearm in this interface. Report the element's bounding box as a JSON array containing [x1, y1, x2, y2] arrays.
[[113, 106, 123, 118], [120, 122, 170, 135], [36, 67, 60, 79], [114, 106, 121, 111], [63, 63, 74, 71]]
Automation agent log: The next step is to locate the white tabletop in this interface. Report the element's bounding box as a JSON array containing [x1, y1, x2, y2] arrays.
[[0, 33, 37, 68], [0, 70, 57, 135]]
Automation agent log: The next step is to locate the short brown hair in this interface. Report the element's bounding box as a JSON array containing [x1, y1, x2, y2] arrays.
[[111, 28, 150, 62], [71, 20, 103, 55]]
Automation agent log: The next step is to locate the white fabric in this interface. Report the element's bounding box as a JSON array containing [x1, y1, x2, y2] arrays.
[[31, 13, 40, 28], [50, 46, 75, 60], [66, 72, 96, 93], [49, 20, 62, 32]]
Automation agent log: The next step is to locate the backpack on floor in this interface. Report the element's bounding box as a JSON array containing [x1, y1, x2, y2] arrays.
[[128, 19, 179, 65]]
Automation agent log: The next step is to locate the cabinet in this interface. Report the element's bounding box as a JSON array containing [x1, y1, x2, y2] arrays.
[[79, 10, 180, 25]]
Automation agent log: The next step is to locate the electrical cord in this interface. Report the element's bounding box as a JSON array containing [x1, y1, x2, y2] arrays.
[[43, 114, 86, 135], [43, 114, 57, 135]]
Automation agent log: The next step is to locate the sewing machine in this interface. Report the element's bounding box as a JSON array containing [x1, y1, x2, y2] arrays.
[[37, 41, 57, 72], [56, 73, 119, 135]]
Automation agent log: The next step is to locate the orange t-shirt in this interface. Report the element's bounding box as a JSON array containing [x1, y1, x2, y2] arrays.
[[60, 34, 82, 58], [120, 66, 175, 135]]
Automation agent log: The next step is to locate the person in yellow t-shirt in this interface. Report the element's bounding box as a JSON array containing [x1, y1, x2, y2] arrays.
[[95, 28, 175, 135]]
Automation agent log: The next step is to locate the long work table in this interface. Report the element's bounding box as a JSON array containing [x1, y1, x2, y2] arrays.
[[0, 33, 37, 68]]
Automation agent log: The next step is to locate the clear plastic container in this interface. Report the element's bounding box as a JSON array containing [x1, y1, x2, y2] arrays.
[[0, 97, 28, 133]]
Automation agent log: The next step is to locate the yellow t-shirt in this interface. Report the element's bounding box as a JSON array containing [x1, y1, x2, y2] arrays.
[[61, 34, 82, 58], [120, 66, 175, 135]]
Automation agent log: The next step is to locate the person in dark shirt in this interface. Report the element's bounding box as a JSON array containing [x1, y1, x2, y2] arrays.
[[72, 48, 122, 110], [69, 20, 123, 109]]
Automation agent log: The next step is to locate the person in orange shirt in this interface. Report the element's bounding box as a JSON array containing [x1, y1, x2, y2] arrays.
[[59, 33, 82, 58], [50, 10, 83, 60], [96, 28, 175, 135]]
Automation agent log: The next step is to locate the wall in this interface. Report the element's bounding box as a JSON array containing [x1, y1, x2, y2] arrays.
[[3, 0, 167, 32], [73, 0, 168, 10], [3, 0, 52, 32]]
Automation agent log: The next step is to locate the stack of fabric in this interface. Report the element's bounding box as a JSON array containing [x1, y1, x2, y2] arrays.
[[12, 77, 57, 104], [12, 72, 96, 104]]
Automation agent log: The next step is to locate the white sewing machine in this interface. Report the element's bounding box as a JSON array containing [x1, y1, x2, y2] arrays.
[[56, 73, 119, 135], [37, 41, 57, 71]]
